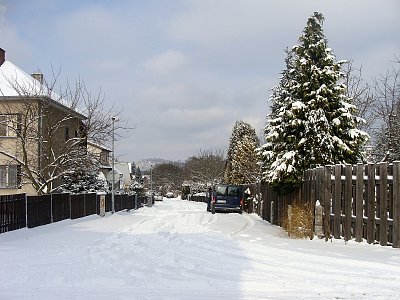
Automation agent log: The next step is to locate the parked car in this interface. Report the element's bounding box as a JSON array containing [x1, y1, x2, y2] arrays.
[[154, 193, 163, 201], [211, 184, 243, 214], [165, 192, 174, 198]]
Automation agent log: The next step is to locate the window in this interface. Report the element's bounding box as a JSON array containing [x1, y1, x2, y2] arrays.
[[0, 165, 21, 188], [65, 126, 70, 141], [0, 114, 19, 137], [100, 152, 110, 165]]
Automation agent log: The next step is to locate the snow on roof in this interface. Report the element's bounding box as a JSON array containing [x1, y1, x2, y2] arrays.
[[0, 60, 86, 119], [87, 140, 112, 152], [0, 61, 60, 99]]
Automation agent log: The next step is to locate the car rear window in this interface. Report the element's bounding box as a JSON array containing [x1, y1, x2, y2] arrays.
[[227, 186, 240, 196], [215, 185, 240, 196]]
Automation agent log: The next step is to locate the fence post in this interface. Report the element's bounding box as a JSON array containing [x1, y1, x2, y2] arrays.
[[99, 194, 106, 217], [315, 200, 324, 239], [287, 205, 292, 237], [69, 193, 72, 219], [366, 163, 375, 244], [343, 164, 352, 241], [270, 201, 274, 225], [333, 164, 342, 239], [355, 163, 364, 242], [25, 193, 28, 229], [393, 161, 400, 248], [379, 162, 388, 246], [83, 193, 86, 217], [50, 193, 53, 223]]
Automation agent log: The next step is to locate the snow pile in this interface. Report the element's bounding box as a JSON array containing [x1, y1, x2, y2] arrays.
[[0, 199, 399, 299]]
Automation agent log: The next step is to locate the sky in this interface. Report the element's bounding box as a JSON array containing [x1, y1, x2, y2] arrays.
[[1, 0, 399, 163]]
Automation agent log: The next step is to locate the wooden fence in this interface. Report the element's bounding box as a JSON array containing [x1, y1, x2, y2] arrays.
[[258, 161, 400, 248], [0, 193, 146, 234], [186, 162, 400, 248]]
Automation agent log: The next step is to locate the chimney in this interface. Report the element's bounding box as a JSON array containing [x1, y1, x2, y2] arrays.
[[0, 48, 5, 66], [31, 73, 44, 84]]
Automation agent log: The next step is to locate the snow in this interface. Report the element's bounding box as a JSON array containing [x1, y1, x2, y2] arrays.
[[1, 199, 400, 299], [0, 60, 79, 113], [0, 61, 60, 100]]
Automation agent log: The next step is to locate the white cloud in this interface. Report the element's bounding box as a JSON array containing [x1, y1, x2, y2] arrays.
[[145, 50, 188, 74], [3, 0, 400, 161]]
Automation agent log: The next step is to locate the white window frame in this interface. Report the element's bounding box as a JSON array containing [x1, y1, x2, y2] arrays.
[[0, 165, 19, 188], [0, 114, 18, 137]]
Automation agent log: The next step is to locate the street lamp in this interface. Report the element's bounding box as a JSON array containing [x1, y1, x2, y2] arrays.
[[147, 164, 153, 206], [111, 116, 116, 214], [150, 163, 153, 207]]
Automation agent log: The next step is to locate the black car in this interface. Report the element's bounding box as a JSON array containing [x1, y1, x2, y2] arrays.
[[210, 184, 243, 214]]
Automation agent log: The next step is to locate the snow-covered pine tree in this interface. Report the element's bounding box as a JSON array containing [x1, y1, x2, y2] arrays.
[[225, 121, 260, 184], [258, 12, 368, 193], [135, 166, 142, 182], [128, 165, 144, 195], [257, 49, 297, 186], [232, 135, 260, 184], [57, 148, 109, 194]]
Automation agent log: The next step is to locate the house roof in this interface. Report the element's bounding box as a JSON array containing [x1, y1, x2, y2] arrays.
[[114, 162, 133, 185], [87, 140, 112, 152], [0, 60, 86, 120]]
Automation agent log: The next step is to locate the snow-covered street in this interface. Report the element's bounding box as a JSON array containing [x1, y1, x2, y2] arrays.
[[1, 198, 400, 299]]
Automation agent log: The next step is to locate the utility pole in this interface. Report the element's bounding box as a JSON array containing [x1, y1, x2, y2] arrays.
[[111, 116, 116, 214]]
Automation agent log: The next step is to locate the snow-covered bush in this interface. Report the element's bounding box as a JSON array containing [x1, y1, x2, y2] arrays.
[[129, 179, 145, 196], [56, 149, 109, 194]]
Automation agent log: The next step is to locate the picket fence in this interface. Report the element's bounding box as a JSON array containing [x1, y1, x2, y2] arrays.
[[0, 193, 146, 234]]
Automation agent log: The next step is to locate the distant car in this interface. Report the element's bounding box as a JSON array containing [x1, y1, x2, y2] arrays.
[[165, 192, 174, 198], [154, 193, 163, 201], [211, 184, 243, 214]]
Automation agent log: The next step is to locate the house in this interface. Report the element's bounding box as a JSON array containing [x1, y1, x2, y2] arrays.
[[114, 161, 133, 192], [87, 140, 112, 184], [86, 141, 133, 192], [0, 48, 87, 195]]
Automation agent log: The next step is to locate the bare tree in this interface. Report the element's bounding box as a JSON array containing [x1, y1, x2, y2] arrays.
[[0, 69, 130, 194], [152, 162, 183, 194], [183, 149, 225, 186], [343, 60, 376, 133], [372, 56, 400, 161]]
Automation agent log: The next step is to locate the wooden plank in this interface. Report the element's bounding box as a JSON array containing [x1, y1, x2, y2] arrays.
[[343, 164, 353, 241], [388, 164, 394, 244], [319, 166, 331, 241], [393, 161, 400, 248], [366, 164, 375, 244], [333, 164, 342, 239], [355, 163, 364, 242], [309, 169, 316, 208], [379, 162, 388, 246]]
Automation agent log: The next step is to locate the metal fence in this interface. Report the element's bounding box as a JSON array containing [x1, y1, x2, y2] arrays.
[[0, 193, 147, 234], [0, 193, 26, 233]]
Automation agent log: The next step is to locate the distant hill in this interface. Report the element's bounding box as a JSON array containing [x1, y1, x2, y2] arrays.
[[136, 158, 171, 171]]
